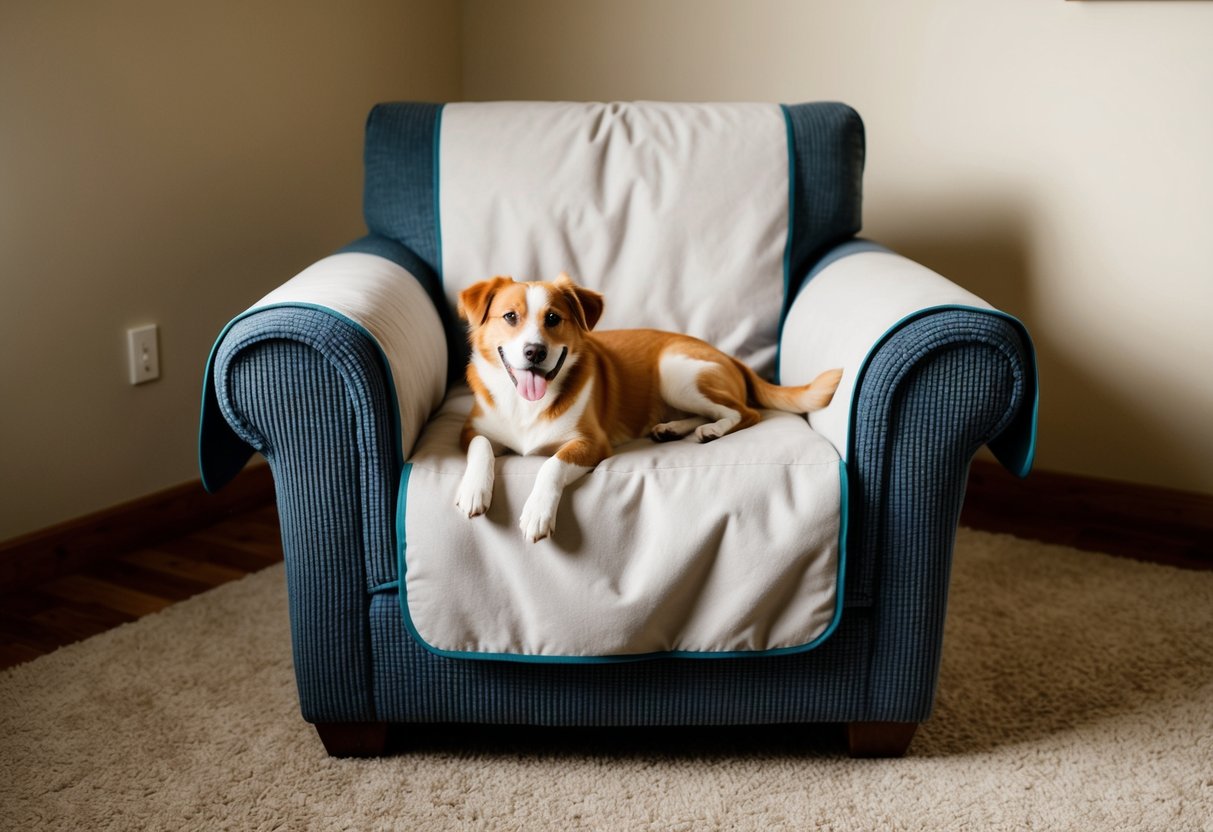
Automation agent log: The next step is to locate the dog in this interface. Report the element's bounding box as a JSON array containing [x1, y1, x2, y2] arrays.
[[454, 273, 843, 542]]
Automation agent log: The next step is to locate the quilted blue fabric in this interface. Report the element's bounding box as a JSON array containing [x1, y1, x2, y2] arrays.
[[362, 102, 444, 275]]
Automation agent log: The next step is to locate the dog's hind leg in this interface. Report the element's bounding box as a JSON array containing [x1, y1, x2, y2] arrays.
[[657, 353, 760, 443], [650, 415, 710, 442], [693, 407, 759, 443]]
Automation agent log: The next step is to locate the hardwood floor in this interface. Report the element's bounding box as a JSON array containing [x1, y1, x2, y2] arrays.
[[0, 504, 283, 671]]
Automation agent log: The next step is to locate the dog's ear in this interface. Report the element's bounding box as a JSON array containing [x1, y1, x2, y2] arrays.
[[554, 272, 604, 331], [458, 276, 514, 326]]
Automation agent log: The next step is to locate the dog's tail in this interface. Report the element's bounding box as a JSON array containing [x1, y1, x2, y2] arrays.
[[732, 358, 843, 414]]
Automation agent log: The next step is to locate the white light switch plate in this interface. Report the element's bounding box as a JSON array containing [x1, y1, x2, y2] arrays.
[[127, 324, 160, 385]]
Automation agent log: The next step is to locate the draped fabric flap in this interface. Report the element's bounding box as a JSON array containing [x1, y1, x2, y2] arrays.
[[399, 391, 844, 661], [438, 102, 790, 377]]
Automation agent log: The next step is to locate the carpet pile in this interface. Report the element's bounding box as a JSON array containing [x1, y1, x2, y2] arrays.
[[2, 528, 1210, 830]]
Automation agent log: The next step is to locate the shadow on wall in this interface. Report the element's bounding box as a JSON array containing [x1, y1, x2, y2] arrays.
[[874, 195, 1197, 490]]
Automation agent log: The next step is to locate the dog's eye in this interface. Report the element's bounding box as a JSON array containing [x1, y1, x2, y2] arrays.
[[502, 311, 518, 326], [544, 312, 562, 328]]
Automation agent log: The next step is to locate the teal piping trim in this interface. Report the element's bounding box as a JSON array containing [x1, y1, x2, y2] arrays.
[[1013, 360, 1040, 477], [775, 103, 796, 386], [395, 455, 850, 665]]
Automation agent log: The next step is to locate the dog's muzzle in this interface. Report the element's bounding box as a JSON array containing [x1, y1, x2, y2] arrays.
[[498, 346, 568, 402]]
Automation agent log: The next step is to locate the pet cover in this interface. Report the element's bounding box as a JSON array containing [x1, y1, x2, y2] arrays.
[[398, 391, 845, 661]]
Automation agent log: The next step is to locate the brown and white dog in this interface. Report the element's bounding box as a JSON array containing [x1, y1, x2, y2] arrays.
[[455, 273, 843, 542]]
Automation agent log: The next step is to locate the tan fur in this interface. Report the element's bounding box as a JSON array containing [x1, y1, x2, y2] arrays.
[[455, 273, 843, 540]]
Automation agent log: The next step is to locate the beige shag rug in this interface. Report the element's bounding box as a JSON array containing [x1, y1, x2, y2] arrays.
[[2, 528, 1211, 831]]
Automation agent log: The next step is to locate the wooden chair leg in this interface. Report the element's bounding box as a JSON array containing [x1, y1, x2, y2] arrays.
[[846, 721, 919, 758], [312, 721, 389, 757]]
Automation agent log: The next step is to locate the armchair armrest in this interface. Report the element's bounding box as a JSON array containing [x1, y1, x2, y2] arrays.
[[780, 240, 1037, 476], [779, 240, 1038, 721], [201, 245, 448, 492], [198, 243, 447, 723]]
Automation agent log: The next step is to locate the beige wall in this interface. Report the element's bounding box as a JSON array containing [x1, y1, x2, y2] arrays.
[[463, 0, 1213, 496], [0, 1, 461, 539], [4, 0, 1210, 541]]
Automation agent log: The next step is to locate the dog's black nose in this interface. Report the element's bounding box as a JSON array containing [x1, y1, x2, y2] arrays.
[[524, 343, 548, 365]]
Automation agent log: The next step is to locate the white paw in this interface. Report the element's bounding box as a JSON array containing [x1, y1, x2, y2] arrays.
[[695, 423, 725, 443], [518, 491, 559, 542], [455, 472, 493, 518]]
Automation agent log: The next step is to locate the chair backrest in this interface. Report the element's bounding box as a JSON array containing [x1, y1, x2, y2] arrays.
[[363, 101, 864, 376]]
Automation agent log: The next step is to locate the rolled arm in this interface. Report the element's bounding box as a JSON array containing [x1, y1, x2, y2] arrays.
[[780, 241, 1038, 721], [199, 243, 448, 722], [780, 239, 1036, 480], [201, 242, 449, 486]]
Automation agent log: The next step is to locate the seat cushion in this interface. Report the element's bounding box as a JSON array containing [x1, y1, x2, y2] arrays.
[[397, 390, 845, 662]]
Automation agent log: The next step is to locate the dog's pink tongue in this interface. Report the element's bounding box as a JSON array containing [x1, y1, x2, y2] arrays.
[[516, 369, 548, 402]]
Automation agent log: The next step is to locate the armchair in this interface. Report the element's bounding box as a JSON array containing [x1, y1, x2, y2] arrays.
[[200, 101, 1036, 757]]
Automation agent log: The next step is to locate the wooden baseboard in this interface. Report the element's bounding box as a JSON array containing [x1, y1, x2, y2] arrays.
[[0, 464, 275, 592], [961, 460, 1212, 570]]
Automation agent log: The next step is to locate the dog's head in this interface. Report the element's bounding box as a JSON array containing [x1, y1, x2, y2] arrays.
[[458, 273, 604, 403]]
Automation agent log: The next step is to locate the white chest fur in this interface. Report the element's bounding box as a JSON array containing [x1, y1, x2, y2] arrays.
[[471, 352, 592, 456]]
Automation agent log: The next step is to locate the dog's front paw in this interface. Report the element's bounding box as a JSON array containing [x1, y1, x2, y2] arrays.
[[518, 492, 559, 542], [455, 473, 493, 518]]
